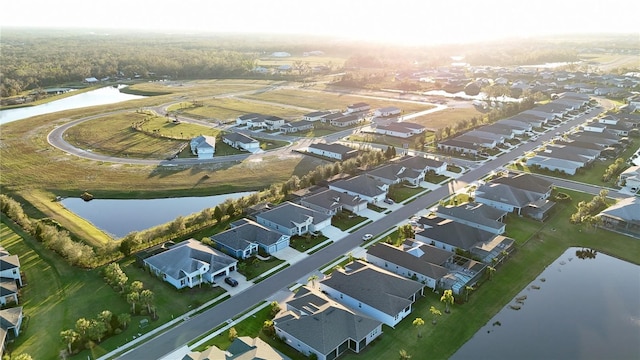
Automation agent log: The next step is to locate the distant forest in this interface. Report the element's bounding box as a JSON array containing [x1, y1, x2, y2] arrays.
[[1, 28, 637, 97]]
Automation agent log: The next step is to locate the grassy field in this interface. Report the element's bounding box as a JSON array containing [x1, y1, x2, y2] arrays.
[[125, 79, 275, 98], [0, 219, 230, 360], [239, 89, 435, 114], [410, 106, 483, 130], [169, 97, 308, 122]]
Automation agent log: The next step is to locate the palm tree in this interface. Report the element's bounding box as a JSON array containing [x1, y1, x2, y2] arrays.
[[399, 349, 412, 360], [98, 310, 113, 332], [429, 306, 442, 324], [127, 291, 140, 314], [75, 318, 90, 339], [307, 274, 319, 289], [140, 289, 155, 314], [464, 285, 475, 302], [412, 317, 425, 338], [440, 289, 454, 314], [487, 266, 496, 281], [118, 313, 131, 329], [60, 329, 79, 354], [129, 280, 144, 294]]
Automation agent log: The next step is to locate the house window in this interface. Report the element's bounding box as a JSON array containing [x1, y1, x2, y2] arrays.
[[340, 294, 343, 299], [358, 302, 362, 308]]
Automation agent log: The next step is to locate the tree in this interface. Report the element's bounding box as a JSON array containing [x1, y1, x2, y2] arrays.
[[87, 319, 107, 343], [429, 306, 442, 324], [263, 319, 275, 336], [307, 274, 319, 289], [412, 317, 425, 337], [12, 354, 33, 360], [440, 289, 454, 314], [118, 313, 131, 329], [213, 205, 224, 223], [129, 280, 144, 294], [98, 310, 113, 332], [228, 327, 238, 341], [399, 349, 412, 360], [60, 329, 80, 354], [270, 301, 281, 318], [487, 266, 496, 280], [465, 285, 475, 302], [75, 318, 91, 339], [127, 291, 140, 314], [140, 289, 155, 314]]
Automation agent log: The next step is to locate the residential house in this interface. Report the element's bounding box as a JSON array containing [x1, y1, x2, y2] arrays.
[[300, 188, 368, 215], [619, 166, 640, 191], [496, 119, 533, 134], [236, 113, 265, 126], [375, 122, 425, 138], [221, 132, 260, 152], [281, 120, 314, 133], [395, 155, 447, 176], [455, 134, 497, 149], [330, 114, 362, 127], [0, 279, 18, 306], [598, 197, 640, 237], [255, 202, 332, 237], [367, 163, 424, 186], [435, 202, 507, 235], [583, 122, 607, 133], [329, 174, 388, 203], [0, 307, 23, 357], [345, 102, 370, 114], [465, 130, 505, 144], [303, 111, 332, 121], [366, 242, 449, 290], [0, 249, 22, 287], [143, 239, 237, 289], [319, 260, 424, 327], [264, 116, 286, 130], [320, 112, 344, 124], [510, 112, 550, 128], [475, 123, 516, 139], [211, 218, 290, 258], [183, 336, 283, 360], [437, 138, 482, 155], [190, 135, 216, 159], [526, 155, 584, 175], [274, 286, 383, 360], [307, 143, 358, 161], [374, 106, 402, 117], [475, 173, 555, 220]]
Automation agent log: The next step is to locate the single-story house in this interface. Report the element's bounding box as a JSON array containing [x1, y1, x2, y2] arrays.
[[221, 132, 260, 152], [0, 279, 18, 306], [329, 175, 388, 204], [264, 116, 286, 130], [374, 107, 401, 117], [274, 286, 383, 360], [307, 143, 358, 160], [619, 166, 640, 191], [435, 202, 507, 235], [319, 260, 424, 327], [526, 156, 584, 175], [320, 112, 345, 123], [0, 250, 22, 287], [475, 173, 555, 220], [190, 135, 216, 159], [345, 102, 370, 114], [367, 163, 425, 186], [598, 197, 640, 237], [375, 122, 425, 138], [366, 242, 449, 290], [255, 202, 332, 237], [395, 155, 447, 175], [437, 139, 482, 155], [330, 114, 362, 127], [183, 336, 283, 360], [300, 188, 368, 215], [281, 120, 314, 133], [303, 111, 332, 121], [455, 134, 497, 149], [496, 119, 533, 134], [583, 122, 607, 133], [211, 218, 290, 258], [236, 113, 265, 126], [475, 123, 516, 139], [465, 130, 505, 144], [143, 239, 237, 289]]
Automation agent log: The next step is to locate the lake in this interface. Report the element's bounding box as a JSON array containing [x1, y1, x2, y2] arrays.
[[0, 85, 145, 125], [61, 192, 255, 238], [451, 248, 640, 360]]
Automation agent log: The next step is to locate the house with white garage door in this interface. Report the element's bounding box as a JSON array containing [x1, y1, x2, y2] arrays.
[[190, 135, 216, 159], [255, 202, 332, 237], [329, 174, 388, 204], [222, 132, 260, 152]]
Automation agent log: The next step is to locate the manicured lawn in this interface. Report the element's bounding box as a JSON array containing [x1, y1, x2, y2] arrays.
[[331, 211, 368, 231], [237, 256, 286, 281], [258, 138, 290, 151], [388, 185, 426, 202], [446, 164, 462, 173], [193, 306, 272, 352], [410, 106, 483, 130], [346, 131, 435, 151], [289, 234, 329, 252], [367, 203, 385, 212], [424, 173, 449, 184]]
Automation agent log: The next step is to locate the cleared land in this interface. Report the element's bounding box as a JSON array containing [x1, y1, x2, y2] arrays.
[[409, 106, 483, 130], [169, 97, 308, 122]]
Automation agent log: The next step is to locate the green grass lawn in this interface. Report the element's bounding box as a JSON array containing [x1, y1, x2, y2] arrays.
[[289, 234, 329, 252], [410, 106, 483, 130], [331, 212, 368, 231], [237, 257, 286, 281], [424, 173, 449, 184], [388, 185, 426, 202], [346, 131, 435, 151], [171, 97, 307, 122]]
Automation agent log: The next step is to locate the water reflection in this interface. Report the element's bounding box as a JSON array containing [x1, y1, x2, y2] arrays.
[[61, 192, 254, 238], [452, 248, 640, 360]]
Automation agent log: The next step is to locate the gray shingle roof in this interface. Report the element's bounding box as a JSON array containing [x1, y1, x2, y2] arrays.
[[301, 189, 365, 212], [320, 260, 423, 317], [599, 197, 640, 223], [144, 239, 236, 279], [492, 173, 552, 195], [0, 307, 22, 330], [256, 202, 331, 229], [416, 216, 495, 250], [436, 202, 507, 232], [394, 155, 445, 170], [222, 132, 258, 144], [330, 175, 387, 198], [367, 243, 449, 279], [308, 143, 356, 156], [212, 219, 284, 249]]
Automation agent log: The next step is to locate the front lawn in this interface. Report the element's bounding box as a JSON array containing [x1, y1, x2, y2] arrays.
[[424, 173, 449, 184], [237, 256, 286, 280], [331, 211, 368, 231], [289, 234, 329, 252], [388, 185, 426, 202]]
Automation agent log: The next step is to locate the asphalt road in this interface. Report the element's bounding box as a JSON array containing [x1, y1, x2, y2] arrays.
[[118, 103, 612, 359]]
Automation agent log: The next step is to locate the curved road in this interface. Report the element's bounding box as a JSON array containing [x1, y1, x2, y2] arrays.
[[117, 102, 613, 359]]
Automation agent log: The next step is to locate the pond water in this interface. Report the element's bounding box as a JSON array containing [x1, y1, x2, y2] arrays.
[[423, 90, 521, 103], [61, 192, 255, 238], [451, 248, 640, 360], [0, 85, 145, 125]]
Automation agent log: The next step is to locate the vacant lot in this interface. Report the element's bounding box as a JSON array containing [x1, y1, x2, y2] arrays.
[[408, 106, 483, 130], [169, 97, 308, 122]]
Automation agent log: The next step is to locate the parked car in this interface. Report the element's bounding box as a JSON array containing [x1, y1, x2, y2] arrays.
[[362, 234, 373, 241], [384, 198, 394, 205], [224, 277, 238, 287]]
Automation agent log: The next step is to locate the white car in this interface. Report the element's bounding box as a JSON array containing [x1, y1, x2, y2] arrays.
[[362, 234, 373, 241]]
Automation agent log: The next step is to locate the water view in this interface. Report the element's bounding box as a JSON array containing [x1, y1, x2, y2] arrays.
[[0, 85, 145, 125], [61, 192, 255, 238], [452, 248, 640, 360]]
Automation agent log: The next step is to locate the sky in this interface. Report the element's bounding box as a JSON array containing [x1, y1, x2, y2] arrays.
[[1, 0, 639, 45]]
